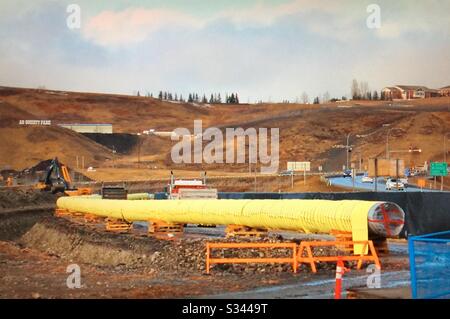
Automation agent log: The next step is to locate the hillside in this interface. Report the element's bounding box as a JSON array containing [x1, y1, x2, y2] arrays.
[[0, 126, 114, 170], [0, 86, 449, 173]]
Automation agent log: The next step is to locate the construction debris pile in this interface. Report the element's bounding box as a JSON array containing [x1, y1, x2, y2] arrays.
[[19, 217, 340, 275]]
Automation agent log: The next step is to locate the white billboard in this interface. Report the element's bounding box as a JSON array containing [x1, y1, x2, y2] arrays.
[[287, 161, 311, 172]]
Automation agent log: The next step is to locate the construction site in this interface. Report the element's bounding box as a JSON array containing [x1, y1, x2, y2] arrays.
[[1, 1, 450, 307], [1, 86, 449, 300]]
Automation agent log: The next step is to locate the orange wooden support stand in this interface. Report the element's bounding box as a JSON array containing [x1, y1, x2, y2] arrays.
[[331, 230, 354, 253], [225, 224, 268, 238], [54, 208, 72, 217], [297, 240, 381, 273], [148, 219, 184, 236], [84, 213, 102, 223], [206, 242, 298, 274], [54, 208, 84, 218], [105, 218, 132, 232]]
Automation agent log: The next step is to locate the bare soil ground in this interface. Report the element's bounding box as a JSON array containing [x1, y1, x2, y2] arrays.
[[0, 208, 409, 299], [0, 188, 409, 299]]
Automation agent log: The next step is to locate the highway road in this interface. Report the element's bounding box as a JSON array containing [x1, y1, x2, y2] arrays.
[[328, 175, 441, 192]]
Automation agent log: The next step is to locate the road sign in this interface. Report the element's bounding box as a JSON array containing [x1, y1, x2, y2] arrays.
[[430, 162, 448, 177], [287, 161, 310, 172]]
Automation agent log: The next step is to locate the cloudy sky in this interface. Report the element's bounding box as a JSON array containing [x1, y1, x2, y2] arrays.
[[0, 0, 449, 102]]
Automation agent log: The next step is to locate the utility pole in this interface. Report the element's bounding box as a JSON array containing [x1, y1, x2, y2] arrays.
[[137, 133, 142, 168], [352, 168, 355, 192], [374, 158, 378, 192], [291, 171, 294, 189], [254, 164, 257, 192], [444, 132, 450, 164], [346, 133, 351, 169], [386, 129, 391, 159], [386, 128, 404, 159]]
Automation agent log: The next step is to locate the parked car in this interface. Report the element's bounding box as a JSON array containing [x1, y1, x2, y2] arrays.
[[343, 169, 352, 178], [386, 178, 405, 191], [399, 177, 408, 188], [279, 170, 294, 176], [361, 175, 374, 183]]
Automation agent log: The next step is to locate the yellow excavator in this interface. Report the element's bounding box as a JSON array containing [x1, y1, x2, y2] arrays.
[[35, 157, 92, 196]]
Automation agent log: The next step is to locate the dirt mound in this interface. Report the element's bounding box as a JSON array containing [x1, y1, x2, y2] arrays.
[[0, 189, 57, 212], [19, 217, 338, 275]]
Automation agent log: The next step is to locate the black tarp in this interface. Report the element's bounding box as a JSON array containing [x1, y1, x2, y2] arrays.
[[218, 192, 450, 237]]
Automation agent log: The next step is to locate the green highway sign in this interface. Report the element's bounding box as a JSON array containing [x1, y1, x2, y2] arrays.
[[430, 162, 448, 176]]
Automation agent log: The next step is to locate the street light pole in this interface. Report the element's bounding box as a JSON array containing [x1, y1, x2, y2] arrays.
[[386, 128, 392, 159], [386, 128, 403, 159], [346, 133, 351, 170], [445, 132, 450, 164], [137, 133, 142, 168]]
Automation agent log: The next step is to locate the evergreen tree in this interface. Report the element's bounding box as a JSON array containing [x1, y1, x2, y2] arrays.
[[202, 94, 207, 103], [158, 91, 163, 100], [163, 92, 167, 100], [313, 96, 320, 104], [235, 93, 239, 104], [218, 93, 222, 103], [180, 94, 184, 102], [209, 94, 214, 104]]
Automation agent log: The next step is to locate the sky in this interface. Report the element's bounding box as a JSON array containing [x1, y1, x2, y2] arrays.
[[0, 0, 449, 102]]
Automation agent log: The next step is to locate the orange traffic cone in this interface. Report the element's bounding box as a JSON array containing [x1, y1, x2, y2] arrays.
[[335, 257, 349, 299]]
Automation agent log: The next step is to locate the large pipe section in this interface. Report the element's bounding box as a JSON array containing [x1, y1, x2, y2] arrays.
[[57, 197, 404, 246]]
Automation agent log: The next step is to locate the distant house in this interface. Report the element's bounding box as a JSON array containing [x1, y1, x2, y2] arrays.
[[381, 87, 402, 100], [439, 86, 450, 97], [382, 85, 441, 100]]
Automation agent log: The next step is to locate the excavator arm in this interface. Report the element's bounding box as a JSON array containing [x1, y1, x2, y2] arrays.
[[36, 157, 92, 195], [36, 158, 70, 193]]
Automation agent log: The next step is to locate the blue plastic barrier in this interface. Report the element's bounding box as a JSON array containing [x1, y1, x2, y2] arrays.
[[409, 230, 450, 299]]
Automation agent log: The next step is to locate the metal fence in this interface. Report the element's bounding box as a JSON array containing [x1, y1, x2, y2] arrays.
[[409, 230, 450, 299]]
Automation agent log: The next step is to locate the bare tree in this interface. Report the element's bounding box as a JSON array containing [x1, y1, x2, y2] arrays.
[[322, 91, 330, 103], [359, 81, 370, 100], [351, 79, 360, 100], [301, 92, 309, 104]]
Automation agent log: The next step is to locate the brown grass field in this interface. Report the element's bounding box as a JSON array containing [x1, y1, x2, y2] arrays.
[[1, 86, 449, 182]]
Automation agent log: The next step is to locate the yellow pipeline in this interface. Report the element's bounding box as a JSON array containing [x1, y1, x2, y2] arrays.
[[56, 197, 404, 253]]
